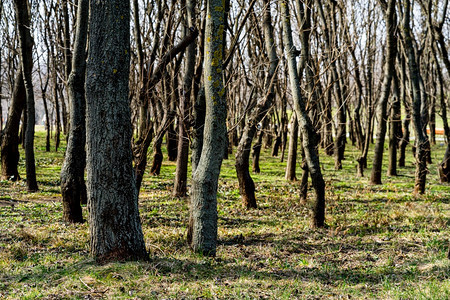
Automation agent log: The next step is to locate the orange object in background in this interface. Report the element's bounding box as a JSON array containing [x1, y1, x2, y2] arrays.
[[427, 128, 445, 135]]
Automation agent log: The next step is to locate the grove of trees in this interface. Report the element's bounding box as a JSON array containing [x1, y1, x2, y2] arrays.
[[0, 0, 449, 260]]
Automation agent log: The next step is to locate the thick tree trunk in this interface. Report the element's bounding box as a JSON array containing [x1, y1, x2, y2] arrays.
[[60, 0, 88, 223], [370, 0, 397, 185], [1, 70, 25, 181], [281, 0, 325, 228], [187, 0, 226, 256], [14, 0, 38, 192], [86, 0, 147, 262]]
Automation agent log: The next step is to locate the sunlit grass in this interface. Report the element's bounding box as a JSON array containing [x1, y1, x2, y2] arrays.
[[0, 130, 449, 298]]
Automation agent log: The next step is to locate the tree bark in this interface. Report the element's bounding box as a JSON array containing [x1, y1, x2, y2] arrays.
[[187, 0, 226, 256], [173, 0, 196, 197], [86, 0, 147, 262], [60, 0, 88, 224], [398, 56, 410, 167], [387, 72, 401, 176], [1, 70, 25, 181], [281, 0, 326, 228], [403, 0, 428, 195], [235, 0, 277, 209], [285, 114, 298, 181], [370, 0, 397, 185], [14, 0, 38, 192]]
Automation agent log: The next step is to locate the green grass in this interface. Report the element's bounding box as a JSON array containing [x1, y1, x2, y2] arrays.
[[0, 131, 449, 299]]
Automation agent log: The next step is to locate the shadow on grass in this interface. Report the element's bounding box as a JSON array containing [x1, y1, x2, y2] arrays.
[[148, 254, 450, 287]]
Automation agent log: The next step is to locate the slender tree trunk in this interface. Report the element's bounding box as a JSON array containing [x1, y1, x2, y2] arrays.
[[235, 0, 277, 209], [191, 88, 206, 172], [173, 0, 196, 197], [86, 0, 147, 262], [38, 67, 51, 152], [187, 0, 226, 256], [387, 73, 401, 176], [252, 117, 268, 174], [53, 67, 61, 152], [403, 0, 428, 195], [398, 57, 410, 167], [285, 114, 298, 181], [281, 0, 325, 228], [14, 0, 38, 192], [316, 0, 344, 168], [60, 0, 88, 223], [1, 70, 25, 181], [370, 0, 397, 185]]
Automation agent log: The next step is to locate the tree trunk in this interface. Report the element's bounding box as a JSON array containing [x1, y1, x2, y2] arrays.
[[370, 0, 397, 185], [299, 143, 308, 205], [281, 0, 325, 228], [60, 0, 88, 224], [187, 0, 226, 256], [191, 88, 206, 172], [173, 0, 196, 197], [285, 114, 298, 181], [14, 0, 38, 192], [1, 70, 25, 181], [86, 0, 147, 263], [167, 122, 178, 161], [387, 73, 401, 176], [403, 0, 428, 195], [53, 67, 61, 152], [438, 144, 450, 183], [252, 117, 268, 174], [398, 57, 410, 167], [235, 0, 277, 209]]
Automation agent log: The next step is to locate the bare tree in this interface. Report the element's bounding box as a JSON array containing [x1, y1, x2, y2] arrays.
[[14, 0, 38, 192], [281, 0, 326, 228], [60, 0, 88, 223], [187, 0, 227, 256]]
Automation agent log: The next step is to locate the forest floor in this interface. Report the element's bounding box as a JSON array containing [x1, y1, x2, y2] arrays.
[[1, 131, 450, 299]]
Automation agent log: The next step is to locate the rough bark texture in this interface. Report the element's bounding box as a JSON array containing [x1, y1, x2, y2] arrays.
[[14, 0, 38, 192], [86, 0, 147, 262], [403, 0, 428, 195], [235, 0, 277, 209], [173, 0, 196, 197], [370, 0, 397, 184], [281, 0, 325, 228], [60, 0, 88, 223], [187, 0, 226, 256], [1, 70, 25, 181]]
